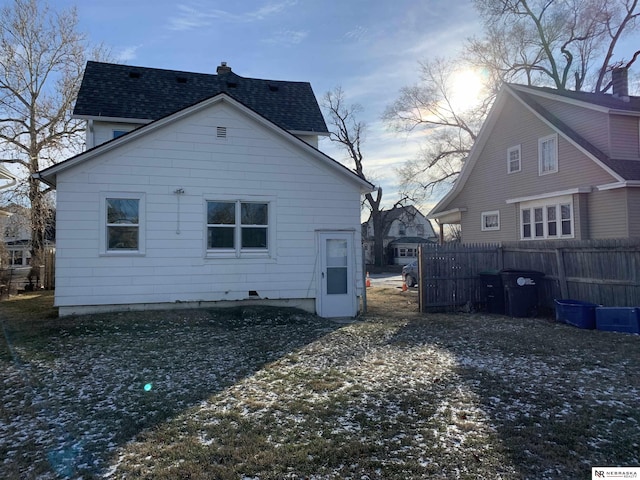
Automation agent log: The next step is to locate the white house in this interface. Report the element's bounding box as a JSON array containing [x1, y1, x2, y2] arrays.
[[362, 206, 437, 265], [36, 62, 373, 317]]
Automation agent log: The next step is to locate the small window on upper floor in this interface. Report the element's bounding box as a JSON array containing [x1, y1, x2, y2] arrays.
[[507, 145, 521, 173], [538, 134, 558, 175], [113, 130, 129, 139]]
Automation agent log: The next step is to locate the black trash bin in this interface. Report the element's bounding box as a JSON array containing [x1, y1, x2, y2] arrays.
[[500, 269, 544, 317], [479, 270, 505, 314]]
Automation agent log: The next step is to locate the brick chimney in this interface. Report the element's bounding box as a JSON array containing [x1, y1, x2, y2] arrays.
[[612, 67, 630, 102], [216, 62, 232, 75]]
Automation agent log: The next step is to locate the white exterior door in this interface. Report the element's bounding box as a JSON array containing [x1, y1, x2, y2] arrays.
[[317, 231, 356, 318]]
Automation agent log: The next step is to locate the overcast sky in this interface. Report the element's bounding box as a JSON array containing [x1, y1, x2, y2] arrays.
[[50, 0, 483, 211]]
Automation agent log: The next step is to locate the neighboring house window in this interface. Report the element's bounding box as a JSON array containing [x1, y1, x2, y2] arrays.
[[520, 198, 573, 239], [9, 250, 22, 265], [481, 211, 500, 231], [101, 193, 145, 254], [507, 145, 521, 173], [416, 224, 424, 236], [113, 130, 129, 139], [206, 200, 269, 255], [538, 134, 558, 175]]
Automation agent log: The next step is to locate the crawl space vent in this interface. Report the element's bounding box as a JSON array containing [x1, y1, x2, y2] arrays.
[[216, 126, 227, 138]]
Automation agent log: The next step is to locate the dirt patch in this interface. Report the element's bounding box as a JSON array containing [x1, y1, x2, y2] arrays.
[[363, 286, 420, 319]]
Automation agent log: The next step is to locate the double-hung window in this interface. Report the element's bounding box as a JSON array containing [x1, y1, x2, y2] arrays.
[[507, 145, 521, 173], [101, 193, 145, 254], [538, 134, 558, 175], [207, 200, 270, 256], [520, 197, 573, 240]]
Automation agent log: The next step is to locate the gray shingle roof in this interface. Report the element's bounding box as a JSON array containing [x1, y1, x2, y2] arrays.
[[73, 61, 329, 134], [510, 83, 640, 111]]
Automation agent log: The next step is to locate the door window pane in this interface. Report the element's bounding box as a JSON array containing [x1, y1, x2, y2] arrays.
[[326, 239, 347, 295]]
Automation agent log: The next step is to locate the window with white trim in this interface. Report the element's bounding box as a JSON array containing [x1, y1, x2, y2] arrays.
[[206, 200, 269, 255], [507, 145, 521, 173], [520, 198, 573, 239], [538, 134, 558, 175], [101, 193, 145, 254], [481, 210, 500, 231]]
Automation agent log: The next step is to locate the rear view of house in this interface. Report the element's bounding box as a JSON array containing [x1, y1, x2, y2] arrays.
[[36, 61, 373, 317], [429, 69, 640, 244]]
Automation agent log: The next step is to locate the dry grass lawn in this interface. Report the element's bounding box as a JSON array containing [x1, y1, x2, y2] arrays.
[[1, 288, 638, 479]]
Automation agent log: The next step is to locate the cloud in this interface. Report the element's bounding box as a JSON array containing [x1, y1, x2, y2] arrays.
[[168, 1, 297, 31], [115, 45, 141, 63], [262, 29, 308, 46], [344, 25, 368, 42]]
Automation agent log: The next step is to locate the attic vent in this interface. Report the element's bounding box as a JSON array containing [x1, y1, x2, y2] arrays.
[[268, 84, 279, 92], [226, 81, 237, 88], [176, 76, 188, 84], [128, 71, 141, 79], [216, 126, 227, 138]]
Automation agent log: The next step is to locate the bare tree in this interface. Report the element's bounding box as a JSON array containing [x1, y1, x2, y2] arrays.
[[383, 58, 492, 195], [469, 0, 640, 92], [386, 0, 640, 202], [0, 0, 100, 281], [322, 87, 408, 267]]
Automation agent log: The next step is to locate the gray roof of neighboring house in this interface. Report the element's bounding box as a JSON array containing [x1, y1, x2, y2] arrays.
[[509, 84, 640, 181], [511, 83, 640, 111], [73, 61, 329, 134]]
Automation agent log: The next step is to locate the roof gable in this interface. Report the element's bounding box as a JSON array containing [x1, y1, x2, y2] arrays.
[[37, 93, 373, 192], [74, 61, 329, 135], [429, 83, 640, 218]]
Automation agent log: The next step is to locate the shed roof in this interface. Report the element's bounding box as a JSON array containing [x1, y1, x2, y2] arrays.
[[73, 61, 329, 135]]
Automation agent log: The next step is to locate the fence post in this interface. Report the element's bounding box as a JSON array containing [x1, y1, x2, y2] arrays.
[[555, 248, 568, 299]]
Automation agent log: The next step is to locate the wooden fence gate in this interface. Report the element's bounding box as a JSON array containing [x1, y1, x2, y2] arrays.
[[419, 243, 501, 312]]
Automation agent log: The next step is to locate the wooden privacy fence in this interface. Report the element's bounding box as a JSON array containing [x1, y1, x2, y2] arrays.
[[419, 239, 640, 314], [0, 247, 55, 296]]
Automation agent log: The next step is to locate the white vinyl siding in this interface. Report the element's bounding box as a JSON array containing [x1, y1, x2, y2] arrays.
[[507, 145, 521, 173], [538, 134, 558, 175], [481, 210, 500, 231], [54, 100, 364, 312]]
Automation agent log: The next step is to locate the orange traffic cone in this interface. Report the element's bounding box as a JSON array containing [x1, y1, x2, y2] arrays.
[[366, 272, 371, 287], [402, 280, 408, 292]]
